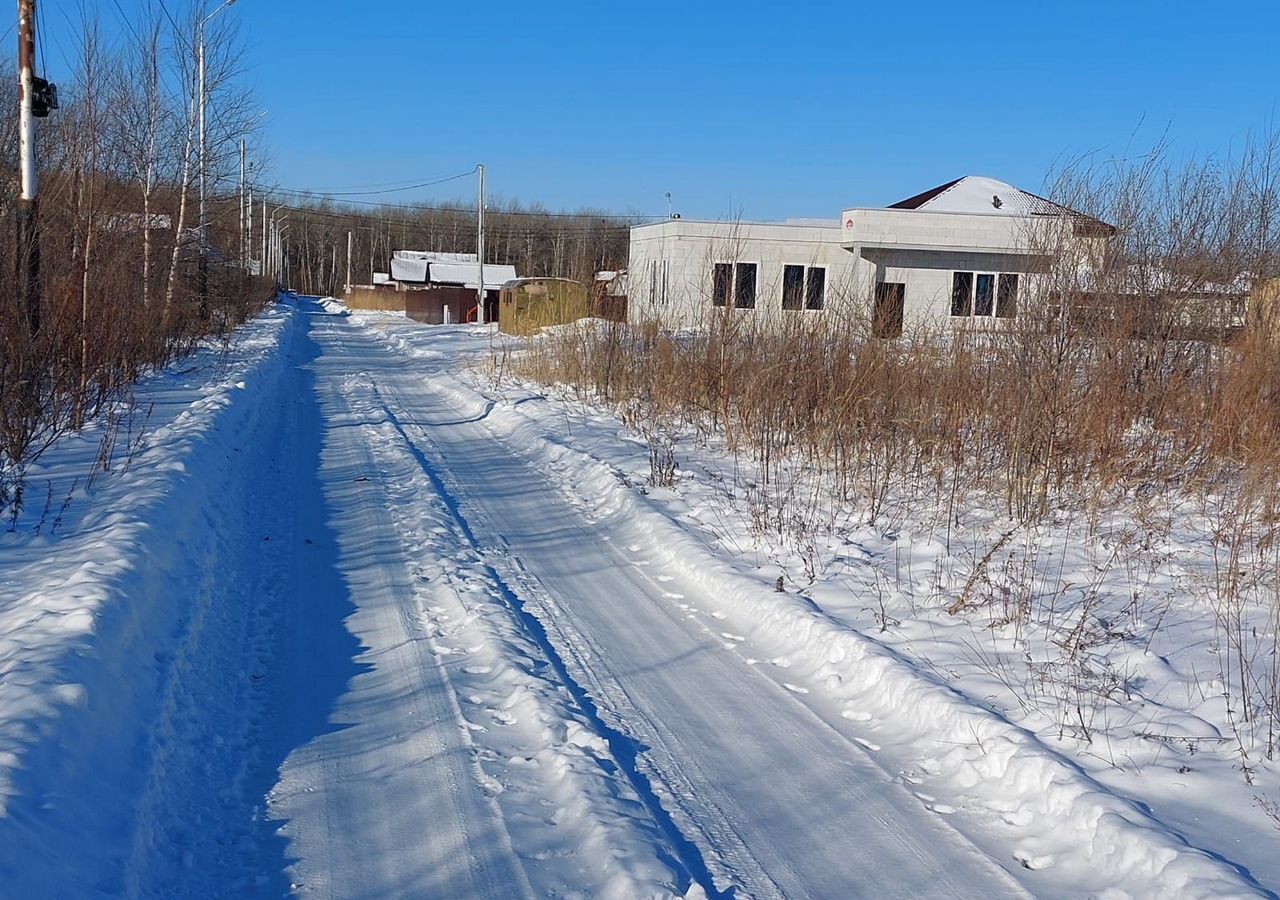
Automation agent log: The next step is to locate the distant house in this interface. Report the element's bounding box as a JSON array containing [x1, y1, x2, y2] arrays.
[[628, 175, 1112, 336], [101, 212, 173, 233], [388, 249, 518, 324]]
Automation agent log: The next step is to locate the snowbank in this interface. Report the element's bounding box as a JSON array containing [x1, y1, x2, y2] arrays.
[[0, 304, 297, 893], [497, 412, 1267, 898]]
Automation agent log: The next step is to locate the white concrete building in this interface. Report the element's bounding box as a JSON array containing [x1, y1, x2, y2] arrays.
[[628, 176, 1109, 334]]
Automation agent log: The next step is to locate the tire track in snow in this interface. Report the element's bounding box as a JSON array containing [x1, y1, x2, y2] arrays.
[[368, 382, 729, 900]]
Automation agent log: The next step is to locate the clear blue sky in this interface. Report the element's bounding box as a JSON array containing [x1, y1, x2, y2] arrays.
[[37, 0, 1280, 220]]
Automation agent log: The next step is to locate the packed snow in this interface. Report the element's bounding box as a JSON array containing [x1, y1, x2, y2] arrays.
[[0, 297, 1274, 898]]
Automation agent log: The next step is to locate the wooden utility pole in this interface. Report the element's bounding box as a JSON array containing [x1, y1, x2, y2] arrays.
[[476, 163, 485, 325], [16, 0, 40, 336]]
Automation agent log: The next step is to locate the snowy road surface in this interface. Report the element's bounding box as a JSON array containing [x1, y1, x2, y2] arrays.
[[0, 299, 1267, 898], [276, 301, 1026, 898]]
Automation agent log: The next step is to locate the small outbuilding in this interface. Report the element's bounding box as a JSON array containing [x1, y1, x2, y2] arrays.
[[498, 278, 590, 335], [389, 250, 518, 323]]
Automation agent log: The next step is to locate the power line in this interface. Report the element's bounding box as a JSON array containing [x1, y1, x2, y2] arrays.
[[268, 167, 479, 197], [254, 185, 661, 221], [246, 198, 637, 237]]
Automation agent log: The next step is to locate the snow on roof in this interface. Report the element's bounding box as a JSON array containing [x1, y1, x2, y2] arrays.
[[102, 212, 173, 232], [390, 256, 430, 283], [392, 250, 478, 263], [889, 175, 1072, 218], [427, 261, 519, 290]]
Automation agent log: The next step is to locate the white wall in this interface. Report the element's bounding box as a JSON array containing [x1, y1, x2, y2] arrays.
[[627, 220, 868, 326], [862, 248, 1048, 325], [629, 210, 1106, 330], [841, 208, 1073, 255]]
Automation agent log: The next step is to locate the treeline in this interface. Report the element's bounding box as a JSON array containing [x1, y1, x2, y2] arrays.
[[262, 196, 640, 296], [1, 3, 268, 519]]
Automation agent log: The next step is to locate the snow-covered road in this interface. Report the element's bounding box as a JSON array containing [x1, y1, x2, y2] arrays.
[[286, 300, 1028, 898], [0, 298, 1268, 898]]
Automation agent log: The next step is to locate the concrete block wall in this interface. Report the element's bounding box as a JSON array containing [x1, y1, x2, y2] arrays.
[[863, 248, 1047, 324], [841, 208, 1068, 254], [628, 220, 869, 325]]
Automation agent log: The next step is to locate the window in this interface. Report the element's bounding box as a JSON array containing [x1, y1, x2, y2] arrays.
[[952, 271, 1020, 320], [997, 274, 1018, 318], [974, 274, 994, 317], [873, 282, 905, 338], [951, 272, 973, 316], [712, 263, 732, 307], [782, 264, 805, 310], [805, 267, 826, 310], [734, 262, 757, 309], [783, 265, 826, 311]]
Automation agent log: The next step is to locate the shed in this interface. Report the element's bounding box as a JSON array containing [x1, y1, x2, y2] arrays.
[[498, 278, 590, 335], [390, 250, 518, 323]]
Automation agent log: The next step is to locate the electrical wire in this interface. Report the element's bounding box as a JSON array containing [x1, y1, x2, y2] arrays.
[[269, 167, 479, 197], [253, 186, 661, 221], [241, 197, 640, 236]]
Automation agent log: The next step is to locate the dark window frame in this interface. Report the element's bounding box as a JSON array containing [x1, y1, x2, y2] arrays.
[[712, 262, 732, 307], [974, 273, 995, 317], [951, 272, 974, 317], [997, 273, 1018, 318], [734, 262, 757, 309], [805, 266, 826, 310], [782, 264, 805, 310], [953, 270, 1020, 320]]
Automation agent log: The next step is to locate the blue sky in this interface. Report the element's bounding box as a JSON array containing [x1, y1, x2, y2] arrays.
[[35, 0, 1280, 220]]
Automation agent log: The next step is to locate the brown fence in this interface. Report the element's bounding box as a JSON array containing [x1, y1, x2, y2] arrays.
[[345, 286, 405, 312], [405, 286, 476, 325]]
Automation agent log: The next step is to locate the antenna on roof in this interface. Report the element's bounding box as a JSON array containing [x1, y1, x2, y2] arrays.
[[665, 191, 674, 219]]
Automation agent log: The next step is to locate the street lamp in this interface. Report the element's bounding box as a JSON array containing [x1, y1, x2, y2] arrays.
[[197, 0, 238, 317], [276, 222, 292, 286]]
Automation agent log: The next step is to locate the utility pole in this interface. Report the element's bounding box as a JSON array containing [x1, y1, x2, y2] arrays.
[[197, 0, 238, 316], [476, 163, 485, 325], [238, 138, 246, 267], [246, 185, 253, 271], [345, 230, 352, 295], [16, 0, 41, 336], [260, 199, 266, 276]]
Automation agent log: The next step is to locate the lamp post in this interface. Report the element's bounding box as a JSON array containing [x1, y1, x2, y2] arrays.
[[197, 0, 238, 317], [274, 219, 291, 284], [264, 202, 285, 277]]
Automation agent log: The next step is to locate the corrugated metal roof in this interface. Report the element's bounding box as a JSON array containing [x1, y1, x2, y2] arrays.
[[427, 262, 519, 290]]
